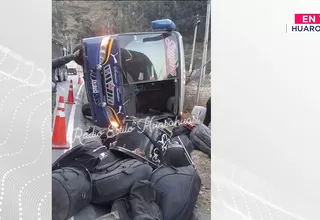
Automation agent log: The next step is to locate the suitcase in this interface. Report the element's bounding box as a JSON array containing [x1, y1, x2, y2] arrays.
[[189, 124, 211, 156], [52, 138, 108, 172], [149, 165, 201, 220], [52, 167, 92, 220], [91, 158, 153, 204]]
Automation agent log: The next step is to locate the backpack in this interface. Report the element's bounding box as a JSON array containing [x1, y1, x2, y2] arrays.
[[149, 165, 201, 220], [172, 134, 194, 154], [52, 138, 108, 172], [163, 140, 193, 168], [189, 124, 211, 156], [129, 180, 163, 220], [111, 180, 163, 220], [52, 167, 92, 220], [91, 159, 153, 204]]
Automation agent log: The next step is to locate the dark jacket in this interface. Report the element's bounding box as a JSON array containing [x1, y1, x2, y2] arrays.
[[52, 54, 75, 93], [203, 97, 211, 126], [52, 54, 75, 70]]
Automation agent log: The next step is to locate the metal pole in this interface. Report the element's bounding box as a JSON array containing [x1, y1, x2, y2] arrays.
[[196, 0, 211, 105], [64, 35, 68, 56], [202, 0, 211, 82], [67, 36, 70, 52], [189, 14, 200, 74], [203, 58, 211, 69], [70, 37, 73, 53]]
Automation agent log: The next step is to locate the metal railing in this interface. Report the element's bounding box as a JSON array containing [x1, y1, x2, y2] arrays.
[[195, 57, 211, 105]]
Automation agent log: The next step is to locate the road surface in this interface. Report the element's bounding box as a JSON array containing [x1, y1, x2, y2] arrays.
[[52, 74, 87, 163]]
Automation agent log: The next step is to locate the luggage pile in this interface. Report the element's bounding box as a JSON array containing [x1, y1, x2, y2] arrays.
[[52, 118, 210, 220], [172, 123, 211, 157]]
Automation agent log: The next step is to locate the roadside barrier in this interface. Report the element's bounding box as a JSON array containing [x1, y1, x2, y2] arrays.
[[52, 96, 70, 150], [66, 79, 75, 104]]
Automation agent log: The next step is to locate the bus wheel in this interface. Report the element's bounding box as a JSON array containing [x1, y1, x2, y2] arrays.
[[82, 103, 92, 117]]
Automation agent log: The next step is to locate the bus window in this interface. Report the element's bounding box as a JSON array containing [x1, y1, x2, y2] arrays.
[[118, 32, 180, 84]]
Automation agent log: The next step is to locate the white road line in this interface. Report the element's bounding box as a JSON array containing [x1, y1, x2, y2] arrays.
[[65, 82, 84, 153], [58, 84, 65, 92]]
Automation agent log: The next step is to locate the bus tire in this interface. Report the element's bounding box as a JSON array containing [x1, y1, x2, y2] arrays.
[[82, 103, 92, 117]]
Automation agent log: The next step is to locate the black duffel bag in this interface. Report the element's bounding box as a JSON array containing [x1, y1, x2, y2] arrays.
[[149, 165, 201, 220], [52, 166, 92, 220], [91, 158, 153, 205], [111, 180, 163, 220], [189, 124, 211, 156], [52, 137, 108, 172], [171, 124, 193, 137], [109, 117, 172, 169]]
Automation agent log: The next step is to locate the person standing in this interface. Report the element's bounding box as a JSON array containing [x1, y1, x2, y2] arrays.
[[203, 96, 211, 127], [52, 45, 83, 115], [52, 81, 57, 115]]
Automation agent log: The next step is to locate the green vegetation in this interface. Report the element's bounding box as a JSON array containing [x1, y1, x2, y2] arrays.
[[52, 0, 211, 74]]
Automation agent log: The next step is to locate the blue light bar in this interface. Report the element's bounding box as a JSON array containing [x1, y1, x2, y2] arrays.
[[152, 19, 176, 32]]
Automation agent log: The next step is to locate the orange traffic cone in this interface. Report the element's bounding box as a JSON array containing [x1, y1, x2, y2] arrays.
[[52, 96, 69, 150], [66, 79, 75, 104], [77, 73, 82, 85]]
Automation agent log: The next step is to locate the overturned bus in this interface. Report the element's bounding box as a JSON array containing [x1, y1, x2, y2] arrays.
[[82, 19, 186, 128]]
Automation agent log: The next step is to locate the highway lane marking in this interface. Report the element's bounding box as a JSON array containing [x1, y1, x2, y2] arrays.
[[52, 76, 78, 128], [65, 82, 84, 153], [57, 84, 65, 92]]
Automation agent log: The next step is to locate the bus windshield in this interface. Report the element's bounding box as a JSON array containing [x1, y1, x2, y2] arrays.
[[118, 32, 180, 84]]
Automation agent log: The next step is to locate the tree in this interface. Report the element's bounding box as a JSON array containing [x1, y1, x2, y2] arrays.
[[75, 16, 95, 41]]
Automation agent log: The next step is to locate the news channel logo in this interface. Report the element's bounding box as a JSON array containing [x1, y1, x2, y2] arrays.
[[287, 14, 320, 33]]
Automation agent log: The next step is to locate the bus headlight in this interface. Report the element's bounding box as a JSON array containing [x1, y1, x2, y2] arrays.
[[99, 36, 110, 64], [110, 120, 120, 128], [106, 106, 122, 129]]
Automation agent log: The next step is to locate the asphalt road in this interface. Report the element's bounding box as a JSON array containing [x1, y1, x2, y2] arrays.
[[52, 74, 86, 163]]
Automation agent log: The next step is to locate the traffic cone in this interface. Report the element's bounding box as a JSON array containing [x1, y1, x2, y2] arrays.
[[66, 79, 75, 104], [52, 96, 69, 150], [77, 73, 82, 84]]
